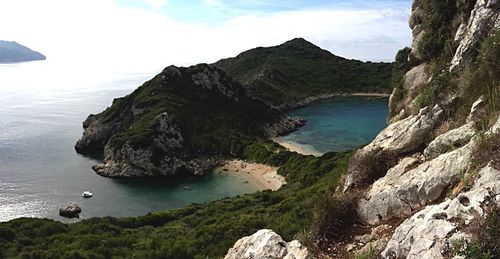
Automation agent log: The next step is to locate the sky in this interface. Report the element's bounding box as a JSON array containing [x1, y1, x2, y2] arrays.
[[0, 0, 413, 73]]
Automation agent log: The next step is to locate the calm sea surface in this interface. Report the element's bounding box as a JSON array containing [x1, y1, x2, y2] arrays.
[[0, 61, 387, 222], [283, 96, 388, 155]]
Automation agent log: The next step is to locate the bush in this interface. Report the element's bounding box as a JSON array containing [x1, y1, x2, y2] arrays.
[[471, 133, 500, 171], [310, 191, 361, 250], [455, 205, 500, 258], [418, 0, 457, 62], [345, 150, 399, 190]]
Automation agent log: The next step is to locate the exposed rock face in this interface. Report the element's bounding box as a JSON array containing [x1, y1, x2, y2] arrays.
[[382, 164, 500, 259], [75, 115, 123, 153], [450, 0, 500, 71], [397, 64, 430, 118], [224, 229, 311, 259], [89, 112, 198, 178], [408, 0, 426, 61], [263, 117, 307, 137], [466, 96, 487, 124], [358, 140, 474, 225], [344, 105, 443, 191], [423, 121, 477, 159], [191, 65, 242, 101]]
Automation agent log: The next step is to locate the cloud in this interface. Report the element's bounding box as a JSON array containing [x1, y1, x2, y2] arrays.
[[144, 0, 168, 9], [0, 0, 412, 74]]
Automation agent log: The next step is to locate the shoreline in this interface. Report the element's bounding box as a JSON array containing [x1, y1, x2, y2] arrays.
[[219, 160, 286, 191], [347, 92, 390, 97], [273, 92, 390, 112], [271, 137, 323, 157]]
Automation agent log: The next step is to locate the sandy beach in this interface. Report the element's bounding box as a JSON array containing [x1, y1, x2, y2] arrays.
[[271, 137, 322, 157], [219, 160, 285, 191]]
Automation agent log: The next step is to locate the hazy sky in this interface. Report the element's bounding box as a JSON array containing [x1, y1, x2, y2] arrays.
[[0, 0, 412, 72]]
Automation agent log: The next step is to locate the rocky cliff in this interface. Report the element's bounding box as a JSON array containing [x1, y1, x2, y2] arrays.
[[75, 64, 300, 177], [226, 1, 499, 258]]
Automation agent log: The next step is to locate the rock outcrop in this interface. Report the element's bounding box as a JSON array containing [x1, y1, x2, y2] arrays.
[[450, 0, 500, 71], [382, 164, 500, 259], [358, 139, 474, 225], [224, 229, 311, 259], [59, 203, 82, 218], [344, 105, 443, 191], [423, 121, 476, 159], [357, 96, 487, 225]]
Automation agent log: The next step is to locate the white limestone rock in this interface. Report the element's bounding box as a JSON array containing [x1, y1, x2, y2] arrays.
[[224, 229, 312, 259], [381, 164, 500, 259], [344, 105, 443, 191], [423, 122, 477, 160], [450, 0, 500, 71], [466, 96, 487, 124], [358, 141, 474, 225]]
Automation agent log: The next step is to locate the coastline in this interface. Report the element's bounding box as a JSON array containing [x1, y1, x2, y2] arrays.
[[219, 160, 286, 191], [273, 92, 390, 112], [271, 137, 323, 157], [347, 92, 390, 97]]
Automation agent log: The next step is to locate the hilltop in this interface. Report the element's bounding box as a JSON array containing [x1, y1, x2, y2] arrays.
[[74, 64, 301, 177], [215, 38, 392, 109]]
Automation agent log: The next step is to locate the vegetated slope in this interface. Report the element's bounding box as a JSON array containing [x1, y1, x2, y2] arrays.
[[214, 38, 393, 109], [0, 146, 351, 259], [74, 64, 301, 178], [0, 41, 46, 63], [304, 0, 500, 258]]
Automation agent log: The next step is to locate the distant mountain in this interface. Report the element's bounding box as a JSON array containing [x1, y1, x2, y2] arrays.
[[214, 38, 393, 109], [0, 41, 46, 63]]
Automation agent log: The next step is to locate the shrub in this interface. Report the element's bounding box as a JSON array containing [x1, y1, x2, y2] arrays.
[[310, 191, 361, 250], [346, 150, 399, 190], [418, 0, 457, 62], [455, 205, 500, 258], [470, 133, 500, 171]]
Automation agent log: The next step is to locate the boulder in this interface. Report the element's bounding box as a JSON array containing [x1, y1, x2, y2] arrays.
[[59, 203, 82, 218], [466, 96, 487, 124], [382, 164, 500, 259], [224, 229, 312, 259], [423, 122, 477, 159]]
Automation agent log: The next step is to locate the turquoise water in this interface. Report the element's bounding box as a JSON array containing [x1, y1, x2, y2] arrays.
[[0, 61, 257, 222], [283, 97, 388, 154], [0, 62, 388, 223]]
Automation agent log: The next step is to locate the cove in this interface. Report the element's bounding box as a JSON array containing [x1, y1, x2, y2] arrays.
[[0, 61, 387, 222], [279, 96, 388, 155]]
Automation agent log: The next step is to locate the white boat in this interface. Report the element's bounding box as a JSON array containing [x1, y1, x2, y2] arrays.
[[82, 191, 93, 198]]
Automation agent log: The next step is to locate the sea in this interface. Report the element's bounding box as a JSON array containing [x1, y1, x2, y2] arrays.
[[0, 60, 388, 222]]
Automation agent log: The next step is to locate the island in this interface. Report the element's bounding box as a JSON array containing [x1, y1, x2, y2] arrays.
[[0, 40, 46, 63]]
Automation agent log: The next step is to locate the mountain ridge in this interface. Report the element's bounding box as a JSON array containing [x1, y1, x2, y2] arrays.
[[214, 37, 393, 110]]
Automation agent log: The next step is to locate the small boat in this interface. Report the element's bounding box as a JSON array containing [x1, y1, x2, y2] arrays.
[[82, 191, 93, 198]]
